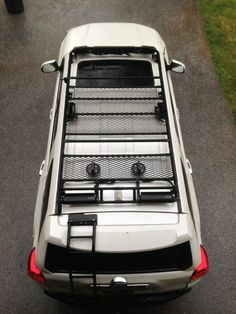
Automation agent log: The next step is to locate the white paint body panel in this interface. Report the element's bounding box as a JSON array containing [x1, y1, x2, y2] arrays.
[[58, 23, 165, 64]]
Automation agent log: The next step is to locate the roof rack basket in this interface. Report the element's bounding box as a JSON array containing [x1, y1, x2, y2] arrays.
[[56, 47, 179, 214]]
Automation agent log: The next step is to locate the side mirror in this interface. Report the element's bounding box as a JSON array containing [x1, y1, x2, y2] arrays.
[[167, 59, 185, 74], [41, 60, 59, 73]]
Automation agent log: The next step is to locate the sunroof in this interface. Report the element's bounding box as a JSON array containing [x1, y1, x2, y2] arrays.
[[76, 60, 154, 87]]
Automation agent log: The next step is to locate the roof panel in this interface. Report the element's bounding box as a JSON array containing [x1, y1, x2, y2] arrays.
[[58, 23, 165, 62]]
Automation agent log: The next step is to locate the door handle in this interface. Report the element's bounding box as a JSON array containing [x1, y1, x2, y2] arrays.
[[49, 108, 53, 120], [39, 160, 45, 176], [186, 159, 193, 174]]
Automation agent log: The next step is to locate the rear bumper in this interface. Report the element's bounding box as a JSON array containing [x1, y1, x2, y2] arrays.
[[44, 287, 191, 304], [42, 270, 194, 299]]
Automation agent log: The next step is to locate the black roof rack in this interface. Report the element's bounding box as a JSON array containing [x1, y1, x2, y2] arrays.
[[56, 49, 179, 213]]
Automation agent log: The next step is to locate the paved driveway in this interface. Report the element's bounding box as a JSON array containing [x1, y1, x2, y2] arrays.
[[0, 1, 236, 313]]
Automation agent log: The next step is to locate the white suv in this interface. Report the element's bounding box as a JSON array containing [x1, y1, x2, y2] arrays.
[[28, 23, 208, 303]]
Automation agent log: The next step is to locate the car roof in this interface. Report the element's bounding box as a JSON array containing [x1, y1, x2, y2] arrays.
[[58, 23, 166, 63]]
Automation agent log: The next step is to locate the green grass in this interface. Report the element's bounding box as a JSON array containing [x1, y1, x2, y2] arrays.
[[198, 0, 236, 123]]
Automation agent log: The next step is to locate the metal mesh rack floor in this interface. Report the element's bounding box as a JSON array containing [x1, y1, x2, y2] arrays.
[[62, 155, 173, 182], [69, 87, 160, 99], [66, 87, 166, 135], [66, 114, 167, 135]]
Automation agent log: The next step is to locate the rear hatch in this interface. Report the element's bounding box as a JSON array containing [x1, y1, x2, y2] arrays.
[[42, 211, 193, 275]]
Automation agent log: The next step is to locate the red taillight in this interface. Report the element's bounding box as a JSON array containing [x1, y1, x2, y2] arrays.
[[190, 245, 209, 282], [28, 248, 45, 284]]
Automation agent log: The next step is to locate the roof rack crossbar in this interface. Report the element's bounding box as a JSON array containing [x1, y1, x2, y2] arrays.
[[74, 112, 156, 116], [66, 130, 167, 135], [63, 185, 176, 191], [69, 96, 159, 101], [68, 85, 161, 89], [65, 75, 160, 80], [62, 178, 174, 183], [63, 153, 170, 158], [64, 138, 169, 143]]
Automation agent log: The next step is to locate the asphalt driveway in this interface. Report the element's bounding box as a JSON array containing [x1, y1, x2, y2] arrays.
[[0, 0, 236, 313]]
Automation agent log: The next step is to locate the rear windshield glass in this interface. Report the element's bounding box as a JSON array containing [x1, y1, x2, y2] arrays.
[[76, 60, 154, 88], [45, 241, 192, 274]]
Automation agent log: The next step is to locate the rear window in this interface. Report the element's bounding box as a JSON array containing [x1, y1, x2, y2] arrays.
[[45, 241, 192, 274], [76, 60, 154, 88]]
